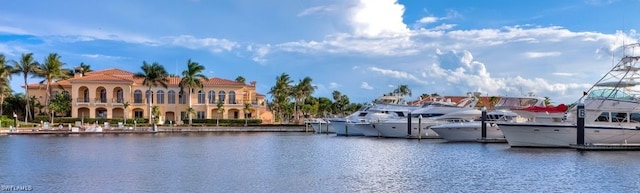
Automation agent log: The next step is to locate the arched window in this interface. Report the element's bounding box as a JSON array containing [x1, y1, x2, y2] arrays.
[[146, 90, 154, 104], [168, 90, 176, 104], [198, 90, 205, 104], [157, 90, 165, 104], [134, 90, 142, 103], [218, 91, 226, 104], [208, 90, 216, 104], [229, 91, 236, 104], [179, 91, 186, 104], [116, 89, 123, 103], [83, 89, 89, 102], [99, 89, 107, 103]]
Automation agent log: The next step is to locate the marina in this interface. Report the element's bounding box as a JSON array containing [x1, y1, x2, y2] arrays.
[[2, 132, 640, 192]]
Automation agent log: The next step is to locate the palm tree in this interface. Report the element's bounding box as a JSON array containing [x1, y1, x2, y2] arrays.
[[134, 61, 169, 124], [268, 73, 292, 123], [186, 107, 195, 126], [79, 62, 92, 76], [216, 100, 224, 126], [11, 53, 39, 122], [235, 76, 246, 84], [393, 84, 412, 97], [0, 54, 12, 115], [179, 59, 206, 126], [243, 102, 251, 126], [35, 53, 69, 124], [123, 101, 130, 125], [291, 77, 316, 123], [544, 96, 552, 106]]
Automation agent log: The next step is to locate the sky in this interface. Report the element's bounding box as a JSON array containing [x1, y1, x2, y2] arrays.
[[1, 0, 640, 105]]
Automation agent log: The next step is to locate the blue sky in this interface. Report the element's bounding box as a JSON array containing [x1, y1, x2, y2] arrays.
[[1, 0, 639, 105]]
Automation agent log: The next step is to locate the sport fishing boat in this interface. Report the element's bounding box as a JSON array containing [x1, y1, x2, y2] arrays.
[[498, 43, 640, 147]]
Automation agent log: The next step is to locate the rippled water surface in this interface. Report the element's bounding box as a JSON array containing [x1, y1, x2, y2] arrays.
[[1, 132, 640, 192]]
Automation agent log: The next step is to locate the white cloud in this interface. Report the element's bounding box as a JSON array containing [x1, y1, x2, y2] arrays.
[[552, 72, 575, 76], [298, 5, 335, 17], [329, 82, 341, 89], [368, 67, 428, 84], [81, 54, 126, 60], [524, 51, 562, 58], [350, 0, 409, 37], [360, 82, 373, 90], [0, 25, 27, 34], [167, 35, 238, 53], [417, 16, 438, 24]]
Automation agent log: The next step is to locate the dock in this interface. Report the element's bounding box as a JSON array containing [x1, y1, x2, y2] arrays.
[[476, 138, 507, 143], [570, 143, 640, 151], [0, 125, 307, 135]]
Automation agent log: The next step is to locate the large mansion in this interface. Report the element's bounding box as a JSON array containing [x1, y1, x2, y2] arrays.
[[26, 68, 273, 124]]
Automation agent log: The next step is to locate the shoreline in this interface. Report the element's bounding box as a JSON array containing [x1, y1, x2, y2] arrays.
[[0, 125, 310, 135]]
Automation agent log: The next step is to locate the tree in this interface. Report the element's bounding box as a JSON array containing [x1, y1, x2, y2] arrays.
[[216, 100, 224, 126], [186, 107, 195, 126], [123, 101, 130, 125], [291, 77, 316, 123], [0, 54, 12, 115], [317, 97, 333, 117], [12, 53, 39, 122], [235, 76, 246, 84], [151, 105, 161, 124], [35, 53, 69, 124], [393, 84, 412, 97], [79, 62, 92, 75], [134, 61, 169, 123], [268, 73, 292, 123], [179, 59, 206, 126], [48, 92, 71, 117], [489, 96, 499, 110], [544, 96, 552, 106], [243, 102, 251, 126]]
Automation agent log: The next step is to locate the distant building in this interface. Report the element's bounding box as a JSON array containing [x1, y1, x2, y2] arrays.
[[26, 68, 273, 124], [409, 95, 501, 110]]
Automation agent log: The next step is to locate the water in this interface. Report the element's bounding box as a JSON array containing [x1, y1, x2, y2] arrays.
[[1, 132, 640, 193]]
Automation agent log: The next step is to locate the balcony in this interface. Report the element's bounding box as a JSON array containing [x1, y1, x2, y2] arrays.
[[76, 98, 90, 106], [94, 98, 108, 106], [112, 98, 124, 106]]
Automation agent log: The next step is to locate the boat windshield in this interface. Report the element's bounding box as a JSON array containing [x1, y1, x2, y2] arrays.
[[496, 98, 540, 108], [587, 89, 635, 100]]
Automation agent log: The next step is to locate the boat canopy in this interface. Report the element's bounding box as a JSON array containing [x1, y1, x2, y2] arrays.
[[594, 81, 639, 87], [495, 97, 540, 109], [587, 89, 635, 100]]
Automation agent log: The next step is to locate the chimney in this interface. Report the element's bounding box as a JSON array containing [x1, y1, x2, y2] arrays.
[[74, 67, 83, 78]]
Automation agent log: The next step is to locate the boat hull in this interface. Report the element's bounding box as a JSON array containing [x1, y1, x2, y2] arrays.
[[332, 120, 364, 136], [371, 121, 439, 139], [499, 123, 640, 147], [309, 122, 333, 133], [431, 122, 504, 142], [355, 123, 381, 137]]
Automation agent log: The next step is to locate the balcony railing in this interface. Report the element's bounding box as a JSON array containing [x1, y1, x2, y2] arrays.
[[112, 98, 124, 104], [94, 98, 108, 104], [76, 98, 90, 103]]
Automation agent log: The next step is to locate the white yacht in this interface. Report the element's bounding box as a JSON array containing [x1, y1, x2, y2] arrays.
[[498, 44, 640, 147], [370, 96, 481, 138], [305, 118, 332, 133], [333, 95, 418, 136], [430, 96, 567, 142]]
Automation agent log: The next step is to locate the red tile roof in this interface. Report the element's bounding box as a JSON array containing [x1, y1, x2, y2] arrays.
[[68, 68, 246, 86]]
